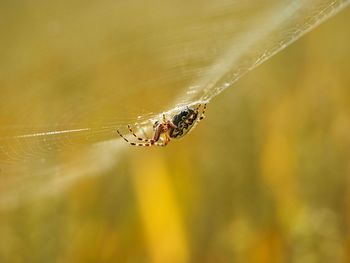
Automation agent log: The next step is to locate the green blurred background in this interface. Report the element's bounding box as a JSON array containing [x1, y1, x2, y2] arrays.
[[0, 1, 350, 262]]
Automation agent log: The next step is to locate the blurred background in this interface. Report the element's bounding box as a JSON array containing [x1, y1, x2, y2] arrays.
[[0, 0, 349, 262]]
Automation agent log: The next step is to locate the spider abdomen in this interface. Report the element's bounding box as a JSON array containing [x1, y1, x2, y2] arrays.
[[169, 108, 198, 139]]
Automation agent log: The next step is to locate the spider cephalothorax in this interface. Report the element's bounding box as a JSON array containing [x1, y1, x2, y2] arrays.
[[117, 104, 206, 147]]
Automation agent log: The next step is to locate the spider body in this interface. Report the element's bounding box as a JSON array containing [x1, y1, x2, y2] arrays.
[[169, 108, 198, 139], [117, 104, 206, 147]]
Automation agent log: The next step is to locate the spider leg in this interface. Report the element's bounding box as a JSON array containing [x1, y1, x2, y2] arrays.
[[117, 130, 154, 146], [154, 141, 167, 147], [197, 103, 207, 122], [128, 125, 152, 142], [153, 134, 170, 147]]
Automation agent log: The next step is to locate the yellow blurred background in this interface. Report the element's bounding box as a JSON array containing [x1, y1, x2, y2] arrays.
[[0, 1, 350, 262]]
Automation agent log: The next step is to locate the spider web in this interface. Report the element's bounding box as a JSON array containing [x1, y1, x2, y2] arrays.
[[0, 0, 349, 209]]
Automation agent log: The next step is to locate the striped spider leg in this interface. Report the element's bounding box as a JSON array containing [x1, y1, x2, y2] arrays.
[[117, 114, 177, 147], [198, 103, 207, 121], [117, 126, 164, 147]]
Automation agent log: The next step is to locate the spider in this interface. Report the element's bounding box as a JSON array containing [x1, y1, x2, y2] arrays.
[[117, 104, 207, 147]]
